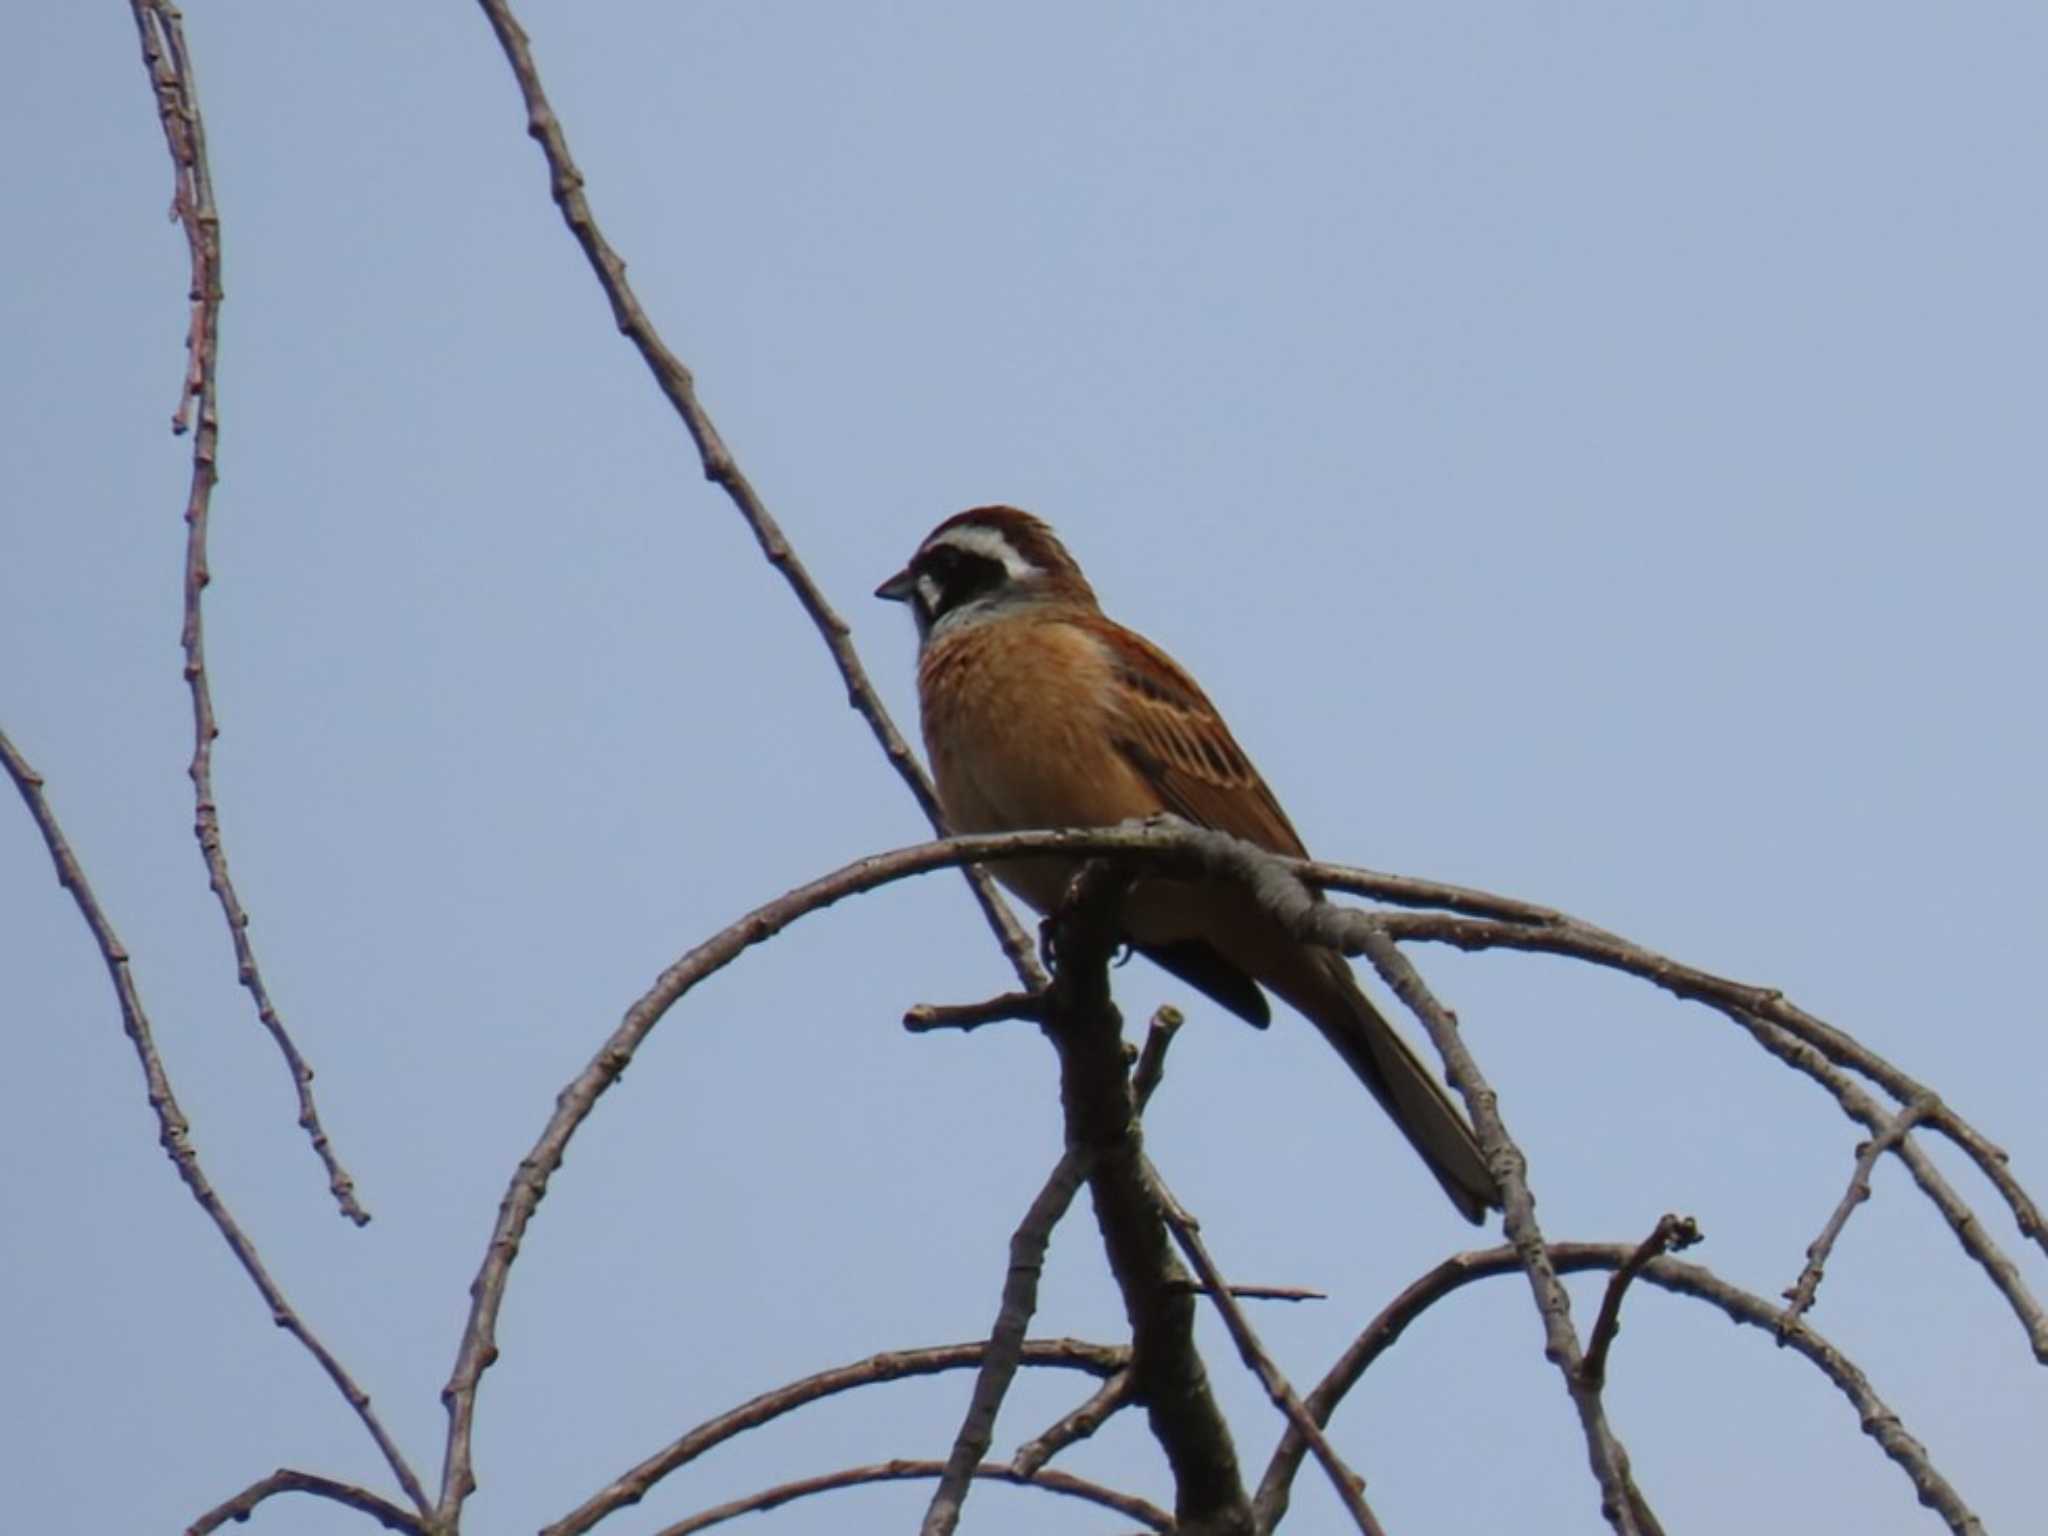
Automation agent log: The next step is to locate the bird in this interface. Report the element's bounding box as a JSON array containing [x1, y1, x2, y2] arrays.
[[875, 505, 1500, 1222]]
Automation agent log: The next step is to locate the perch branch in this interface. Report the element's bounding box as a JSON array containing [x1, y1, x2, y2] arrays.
[[1039, 861, 1253, 1535], [434, 818, 2039, 1530]]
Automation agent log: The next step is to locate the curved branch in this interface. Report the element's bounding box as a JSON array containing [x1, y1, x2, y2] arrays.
[[1378, 912, 2048, 1358], [129, 0, 365, 1232], [1256, 1243, 1982, 1536], [433, 817, 2042, 1531], [186, 1469, 424, 1536], [1, 730, 429, 1515], [649, 1459, 1171, 1536], [1371, 909, 2044, 1264], [546, 1338, 1123, 1536]]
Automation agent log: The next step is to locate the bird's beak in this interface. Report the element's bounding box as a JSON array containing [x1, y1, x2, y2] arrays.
[[874, 565, 915, 603]]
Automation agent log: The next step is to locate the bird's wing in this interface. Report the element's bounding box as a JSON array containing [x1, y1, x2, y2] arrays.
[[1104, 626, 1311, 859]]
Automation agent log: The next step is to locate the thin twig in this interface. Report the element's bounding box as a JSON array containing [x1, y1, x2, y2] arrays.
[[649, 1459, 1171, 1536], [919, 1152, 1093, 1536], [1, 730, 429, 1515], [185, 1469, 424, 1536], [1256, 1243, 1983, 1536], [1164, 1281, 1327, 1303], [919, 1001, 1184, 1535], [129, 0, 365, 1228], [903, 991, 1045, 1033], [1382, 911, 2048, 1359], [1154, 1175, 1385, 1536], [1354, 924, 1661, 1536], [1580, 1215, 1702, 1390], [1782, 1100, 1936, 1327], [1375, 908, 2045, 1266], [426, 817, 2040, 1529], [1131, 1004, 1185, 1109], [1010, 1370, 1137, 1476], [544, 1338, 1122, 1536], [467, 0, 1044, 995]]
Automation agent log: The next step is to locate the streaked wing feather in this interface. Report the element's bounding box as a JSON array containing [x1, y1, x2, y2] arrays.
[[1106, 628, 1308, 858]]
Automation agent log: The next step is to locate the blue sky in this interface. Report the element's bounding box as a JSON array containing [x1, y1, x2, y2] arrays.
[[4, 5, 2043, 1533]]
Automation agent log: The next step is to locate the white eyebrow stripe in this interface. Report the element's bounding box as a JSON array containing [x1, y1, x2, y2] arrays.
[[924, 524, 1038, 581]]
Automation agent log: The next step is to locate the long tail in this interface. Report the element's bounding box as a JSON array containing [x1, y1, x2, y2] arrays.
[[1286, 951, 1499, 1223]]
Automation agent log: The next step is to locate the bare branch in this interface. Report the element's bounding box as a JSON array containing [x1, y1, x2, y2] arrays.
[[1256, 1243, 1983, 1536], [1580, 1215, 1702, 1391], [1, 729, 429, 1515], [128, 0, 365, 1228], [430, 819, 2043, 1528], [920, 1000, 1185, 1533], [1154, 1176, 1385, 1536], [1354, 926, 1662, 1535], [1131, 1004, 1185, 1109], [1011, 1370, 1138, 1477], [185, 1469, 424, 1536], [465, 0, 1044, 995], [1374, 908, 2046, 1270], [1381, 911, 2048, 1358], [1164, 1282, 1327, 1303], [650, 1459, 1171, 1536], [545, 1338, 1122, 1536], [919, 1152, 1092, 1536], [1782, 1100, 1936, 1327], [1040, 861, 1252, 1535], [903, 991, 1045, 1033]]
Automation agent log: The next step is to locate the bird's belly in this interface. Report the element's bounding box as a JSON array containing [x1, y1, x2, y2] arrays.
[[921, 620, 1160, 915]]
